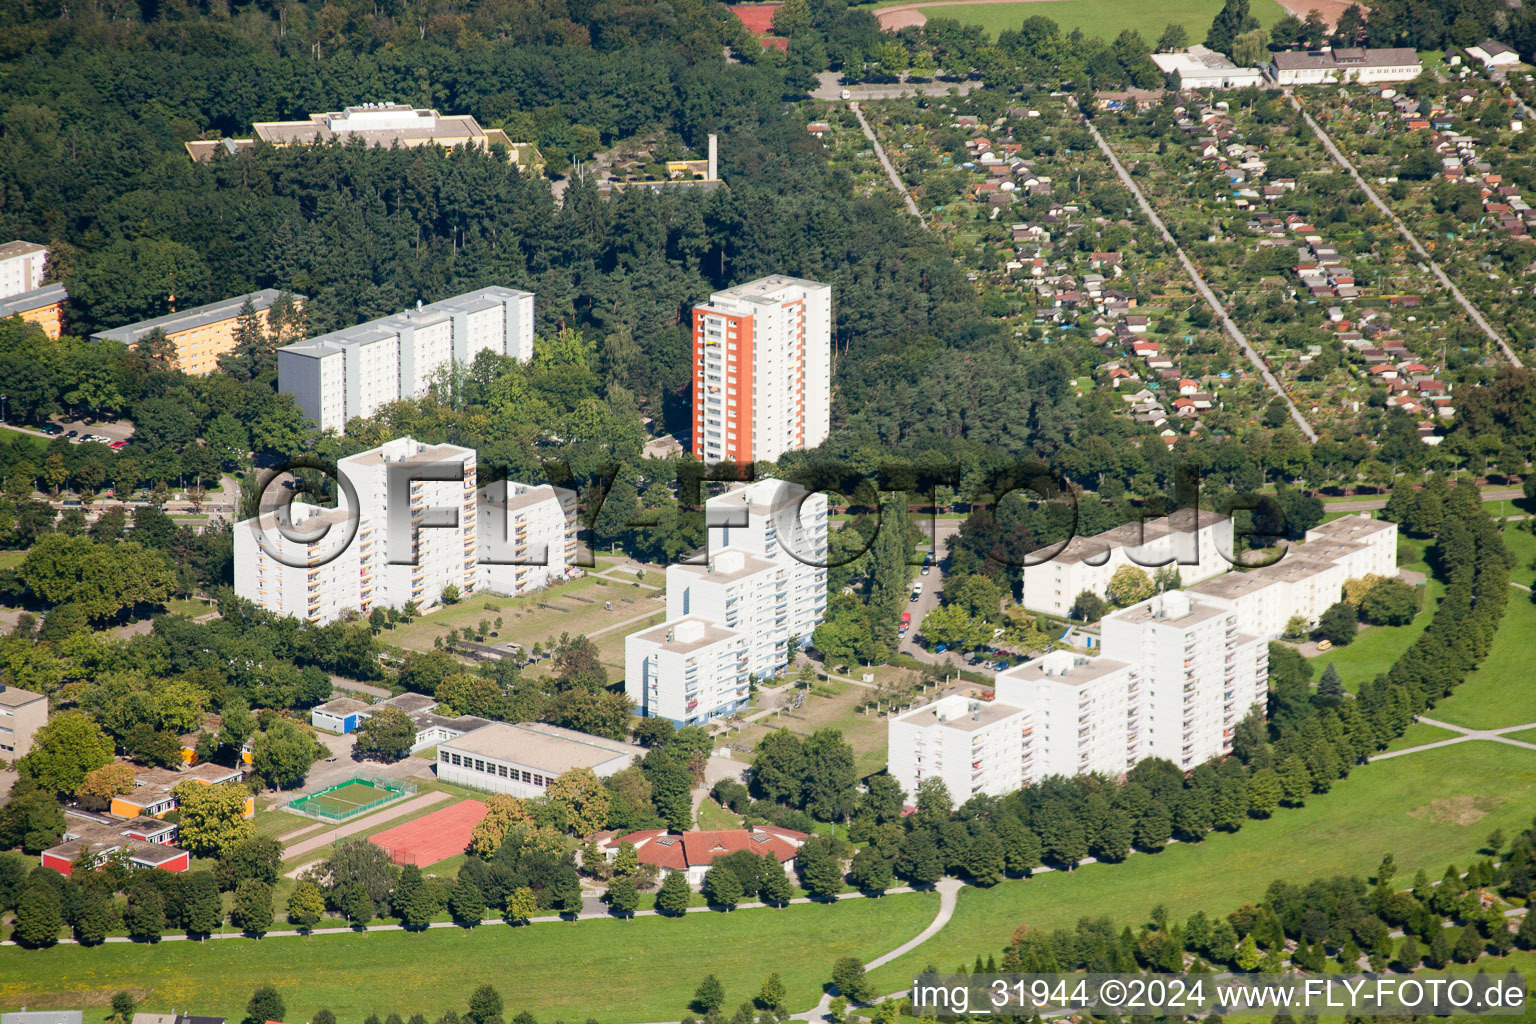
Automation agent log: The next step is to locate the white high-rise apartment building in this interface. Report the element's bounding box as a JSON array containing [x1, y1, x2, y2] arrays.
[[995, 650, 1140, 781], [691, 276, 831, 466], [624, 618, 751, 723], [1100, 590, 1268, 772], [237, 438, 562, 624], [278, 287, 535, 432], [477, 480, 577, 597], [625, 477, 828, 724], [1021, 508, 1234, 616], [0, 241, 46, 300], [888, 694, 1031, 805], [888, 592, 1266, 801]]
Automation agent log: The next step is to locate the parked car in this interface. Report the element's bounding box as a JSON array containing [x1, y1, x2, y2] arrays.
[[41, 424, 63, 435], [935, 643, 948, 653], [65, 429, 78, 439], [109, 440, 127, 450]]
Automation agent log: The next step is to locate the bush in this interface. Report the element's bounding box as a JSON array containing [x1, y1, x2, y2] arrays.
[[1315, 601, 1358, 647], [1359, 579, 1418, 626]]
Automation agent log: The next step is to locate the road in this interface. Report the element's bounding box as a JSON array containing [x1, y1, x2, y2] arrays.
[[849, 102, 927, 225], [1079, 113, 1319, 442], [1324, 486, 1523, 513], [812, 70, 982, 101], [900, 517, 960, 662], [1288, 95, 1523, 369]]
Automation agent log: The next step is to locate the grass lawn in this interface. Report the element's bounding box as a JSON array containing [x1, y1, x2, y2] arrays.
[[1308, 578, 1443, 693], [865, 740, 1536, 994], [1505, 727, 1536, 745], [727, 676, 903, 778], [1420, 590, 1536, 730], [0, 550, 27, 570], [696, 797, 743, 830], [899, 0, 1284, 43], [1499, 525, 1536, 588], [0, 891, 941, 1023]]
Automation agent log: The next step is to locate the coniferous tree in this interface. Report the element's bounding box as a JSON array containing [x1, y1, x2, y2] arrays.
[[656, 871, 692, 916]]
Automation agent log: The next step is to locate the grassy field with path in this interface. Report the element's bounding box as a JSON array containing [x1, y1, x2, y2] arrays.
[[1418, 592, 1536, 730]]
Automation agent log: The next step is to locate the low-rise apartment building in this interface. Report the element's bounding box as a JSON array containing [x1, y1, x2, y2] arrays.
[[0, 283, 68, 338], [278, 287, 534, 433], [91, 289, 301, 376]]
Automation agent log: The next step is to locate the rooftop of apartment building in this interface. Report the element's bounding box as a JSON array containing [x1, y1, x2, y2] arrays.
[[998, 648, 1135, 687], [252, 105, 501, 148], [241, 499, 359, 538], [0, 240, 46, 260], [672, 547, 778, 584], [279, 287, 529, 358], [90, 289, 294, 345], [478, 481, 572, 514], [1187, 570, 1284, 601], [1247, 554, 1350, 585], [630, 617, 739, 653], [1304, 514, 1396, 543], [701, 275, 829, 309], [340, 437, 473, 470], [895, 693, 1022, 731], [1027, 507, 1229, 566], [709, 477, 813, 516], [1107, 589, 1230, 628], [0, 282, 67, 316], [0, 683, 46, 707]]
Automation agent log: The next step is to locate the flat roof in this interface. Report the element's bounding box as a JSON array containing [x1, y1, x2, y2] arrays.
[[1027, 508, 1228, 565], [1187, 571, 1283, 600], [91, 289, 296, 344], [315, 697, 373, 716], [278, 286, 531, 359], [1108, 591, 1229, 628], [700, 275, 830, 311], [671, 550, 777, 584], [895, 695, 1025, 731], [0, 282, 67, 317], [0, 683, 45, 707], [441, 721, 641, 773], [999, 652, 1135, 687], [1305, 515, 1395, 542], [3, 1012, 83, 1024], [630, 617, 740, 653], [340, 439, 474, 471], [0, 240, 46, 260], [1272, 47, 1419, 70]]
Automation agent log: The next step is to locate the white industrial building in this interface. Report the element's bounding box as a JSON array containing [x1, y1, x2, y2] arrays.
[[0, 241, 46, 300], [1152, 45, 1266, 89], [1269, 47, 1422, 85], [312, 691, 489, 752], [278, 286, 535, 433], [436, 721, 642, 798], [1189, 514, 1398, 639], [889, 588, 1269, 800], [691, 276, 831, 465], [1466, 40, 1520, 67], [1021, 508, 1234, 616], [236, 436, 571, 624], [624, 478, 828, 724]]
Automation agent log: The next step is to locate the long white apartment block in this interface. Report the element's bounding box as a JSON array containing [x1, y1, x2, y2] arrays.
[[994, 649, 1140, 781], [888, 590, 1266, 800], [237, 437, 562, 625], [625, 477, 828, 725], [278, 287, 534, 432], [1188, 514, 1398, 639], [1100, 590, 1268, 773], [0, 241, 46, 300], [1021, 508, 1234, 617], [624, 618, 751, 723], [888, 694, 1031, 805], [692, 276, 831, 465], [477, 479, 577, 596]]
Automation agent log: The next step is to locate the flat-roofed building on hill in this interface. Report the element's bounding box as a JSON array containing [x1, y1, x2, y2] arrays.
[[436, 721, 643, 798], [625, 617, 750, 724], [0, 282, 67, 338], [185, 104, 544, 173], [278, 286, 534, 433], [91, 289, 302, 376], [995, 649, 1140, 781], [477, 479, 577, 596], [1270, 47, 1422, 85]]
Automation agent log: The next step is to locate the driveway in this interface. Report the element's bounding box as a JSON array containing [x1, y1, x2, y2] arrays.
[[811, 70, 981, 101], [900, 518, 960, 662]]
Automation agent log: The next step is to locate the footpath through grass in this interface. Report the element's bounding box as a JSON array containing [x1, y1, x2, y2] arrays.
[[866, 739, 1536, 992]]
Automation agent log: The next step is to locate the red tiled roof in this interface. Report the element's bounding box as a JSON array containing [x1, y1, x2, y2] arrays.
[[610, 827, 807, 870]]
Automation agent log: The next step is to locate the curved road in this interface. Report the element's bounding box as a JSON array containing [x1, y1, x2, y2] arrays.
[[1079, 114, 1320, 442], [1289, 96, 1524, 369]]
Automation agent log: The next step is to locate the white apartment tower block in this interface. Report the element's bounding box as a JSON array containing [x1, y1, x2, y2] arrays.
[[692, 276, 831, 466], [624, 478, 828, 725], [888, 694, 1031, 804], [278, 287, 535, 433], [235, 437, 570, 624], [994, 650, 1141, 781]]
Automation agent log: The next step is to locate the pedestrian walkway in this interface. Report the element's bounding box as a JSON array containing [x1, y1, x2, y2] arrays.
[[1368, 717, 1536, 761]]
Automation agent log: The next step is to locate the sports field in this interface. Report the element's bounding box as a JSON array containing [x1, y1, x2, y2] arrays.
[[879, 0, 1285, 43], [287, 779, 406, 822]]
